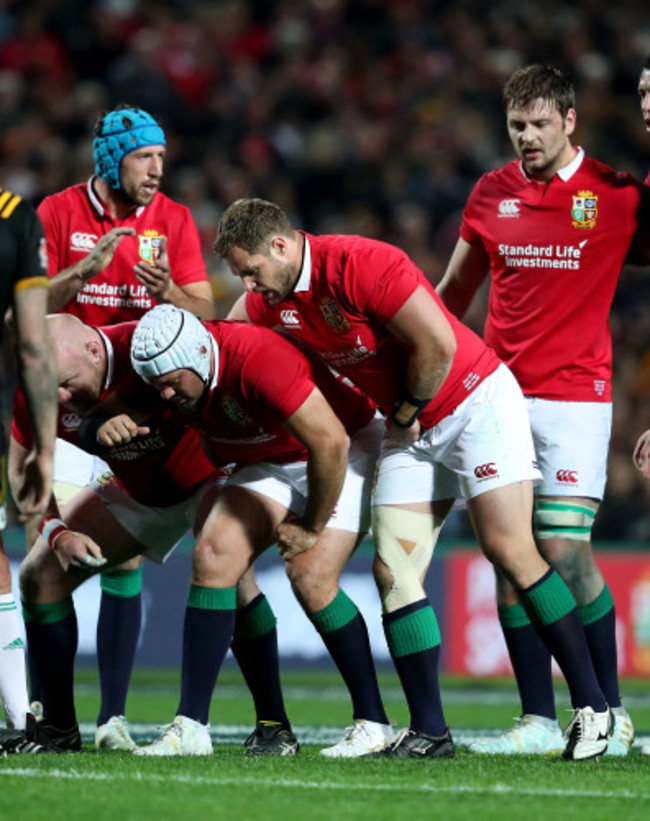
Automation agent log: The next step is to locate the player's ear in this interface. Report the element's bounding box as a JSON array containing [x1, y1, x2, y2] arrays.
[[270, 235, 288, 256], [86, 337, 102, 363]]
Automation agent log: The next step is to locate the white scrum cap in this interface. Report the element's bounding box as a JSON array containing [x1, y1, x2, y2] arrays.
[[130, 305, 212, 384]]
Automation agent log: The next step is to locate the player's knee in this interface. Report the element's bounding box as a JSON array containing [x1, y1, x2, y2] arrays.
[[19, 550, 48, 600], [370, 505, 441, 613], [285, 554, 337, 608], [0, 558, 11, 593], [191, 536, 248, 586]]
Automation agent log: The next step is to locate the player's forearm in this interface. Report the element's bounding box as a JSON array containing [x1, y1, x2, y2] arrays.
[[158, 283, 216, 320], [404, 338, 456, 404], [16, 339, 58, 459], [46, 262, 93, 312], [301, 437, 349, 533]]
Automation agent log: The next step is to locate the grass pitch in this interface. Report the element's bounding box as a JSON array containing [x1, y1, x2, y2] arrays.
[[1, 668, 649, 821]]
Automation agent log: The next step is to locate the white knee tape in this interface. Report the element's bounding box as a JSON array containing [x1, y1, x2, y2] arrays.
[[371, 506, 442, 613], [533, 500, 595, 542]]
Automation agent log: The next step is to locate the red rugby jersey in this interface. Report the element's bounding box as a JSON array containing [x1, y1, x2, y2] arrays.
[[37, 179, 208, 325], [461, 151, 648, 401], [246, 233, 499, 429], [181, 321, 375, 466], [12, 321, 218, 507]]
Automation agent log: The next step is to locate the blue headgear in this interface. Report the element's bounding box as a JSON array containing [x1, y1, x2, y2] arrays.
[[93, 108, 166, 191]]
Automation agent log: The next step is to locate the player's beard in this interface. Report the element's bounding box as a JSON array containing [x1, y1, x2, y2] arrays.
[[119, 179, 157, 208], [264, 260, 297, 304]]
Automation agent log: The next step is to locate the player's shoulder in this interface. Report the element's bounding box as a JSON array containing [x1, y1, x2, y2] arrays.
[[149, 190, 192, 219], [101, 319, 138, 345], [580, 155, 643, 189], [476, 159, 521, 190], [0, 185, 37, 230], [310, 232, 408, 267], [38, 182, 86, 210]]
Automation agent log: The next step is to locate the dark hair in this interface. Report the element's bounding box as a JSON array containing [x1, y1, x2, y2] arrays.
[[213, 198, 294, 257], [644, 55, 650, 71], [503, 64, 576, 118]]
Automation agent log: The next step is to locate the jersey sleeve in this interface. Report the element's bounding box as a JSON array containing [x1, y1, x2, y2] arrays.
[[166, 204, 209, 286], [240, 334, 315, 421], [459, 178, 486, 248], [36, 195, 64, 278], [346, 242, 423, 325]]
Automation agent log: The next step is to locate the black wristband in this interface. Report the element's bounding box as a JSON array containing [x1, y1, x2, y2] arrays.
[[77, 414, 114, 454], [391, 393, 430, 428]]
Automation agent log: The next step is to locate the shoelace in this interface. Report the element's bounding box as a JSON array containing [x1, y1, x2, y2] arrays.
[[387, 728, 411, 749], [154, 722, 182, 742], [565, 708, 591, 740]]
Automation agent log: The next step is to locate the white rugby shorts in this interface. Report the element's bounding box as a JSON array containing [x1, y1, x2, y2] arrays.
[[372, 364, 542, 506], [226, 414, 383, 534], [54, 438, 109, 503], [88, 471, 229, 563], [526, 397, 611, 499]]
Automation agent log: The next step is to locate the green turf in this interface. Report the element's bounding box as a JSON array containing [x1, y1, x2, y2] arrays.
[[2, 669, 650, 820]]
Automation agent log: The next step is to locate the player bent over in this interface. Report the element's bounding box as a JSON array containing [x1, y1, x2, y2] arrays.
[[217, 197, 614, 760], [87, 305, 394, 758], [13, 315, 289, 754]]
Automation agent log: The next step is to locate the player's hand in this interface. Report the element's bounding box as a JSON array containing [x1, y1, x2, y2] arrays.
[[80, 227, 136, 281], [51, 530, 106, 574], [134, 235, 173, 301], [633, 429, 650, 478], [13, 449, 54, 519], [96, 414, 150, 447], [276, 520, 321, 561]]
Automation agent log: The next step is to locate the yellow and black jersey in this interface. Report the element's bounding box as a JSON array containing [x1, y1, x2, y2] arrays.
[[0, 185, 49, 344]]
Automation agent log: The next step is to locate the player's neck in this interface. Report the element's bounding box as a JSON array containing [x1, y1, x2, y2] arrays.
[[530, 143, 578, 183], [92, 177, 138, 220]]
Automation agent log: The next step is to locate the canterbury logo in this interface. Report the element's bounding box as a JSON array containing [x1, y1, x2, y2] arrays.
[[556, 469, 578, 484], [61, 413, 82, 429], [474, 463, 498, 479], [70, 232, 98, 251], [498, 199, 521, 217], [280, 309, 300, 325]]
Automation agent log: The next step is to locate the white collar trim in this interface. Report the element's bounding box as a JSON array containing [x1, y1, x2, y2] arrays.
[[294, 236, 312, 293], [208, 336, 220, 389], [86, 176, 145, 219], [518, 147, 585, 183], [97, 327, 114, 391]]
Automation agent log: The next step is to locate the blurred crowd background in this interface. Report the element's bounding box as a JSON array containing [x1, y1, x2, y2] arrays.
[[1, 0, 650, 540]]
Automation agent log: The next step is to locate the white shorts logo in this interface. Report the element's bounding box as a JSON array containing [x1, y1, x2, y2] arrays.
[[497, 199, 521, 218], [280, 309, 300, 325], [70, 232, 98, 251], [61, 413, 82, 431]]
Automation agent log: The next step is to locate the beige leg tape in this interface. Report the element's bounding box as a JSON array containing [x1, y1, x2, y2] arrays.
[[371, 506, 443, 613]]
